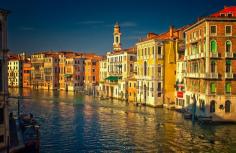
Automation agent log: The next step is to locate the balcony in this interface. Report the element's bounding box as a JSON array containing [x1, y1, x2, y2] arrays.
[[205, 73, 219, 79], [185, 73, 200, 78], [200, 52, 205, 58], [225, 52, 234, 58], [210, 52, 219, 58], [225, 72, 234, 79], [189, 54, 200, 60], [157, 55, 163, 59]]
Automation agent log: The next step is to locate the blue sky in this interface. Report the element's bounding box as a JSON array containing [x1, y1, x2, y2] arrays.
[[2, 0, 236, 55]]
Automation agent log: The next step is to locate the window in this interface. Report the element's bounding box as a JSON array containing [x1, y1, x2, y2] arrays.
[[210, 100, 216, 113], [210, 60, 216, 73], [226, 40, 231, 52], [225, 82, 231, 94], [210, 82, 216, 93], [225, 26, 232, 35], [116, 36, 119, 43], [0, 108, 3, 124], [210, 40, 217, 53], [226, 60, 231, 73], [220, 13, 225, 17], [199, 99, 205, 112], [158, 46, 162, 55], [210, 25, 217, 35], [228, 13, 232, 17], [225, 100, 231, 113], [0, 60, 2, 92], [0, 135, 4, 143], [158, 65, 162, 77], [144, 61, 147, 76]]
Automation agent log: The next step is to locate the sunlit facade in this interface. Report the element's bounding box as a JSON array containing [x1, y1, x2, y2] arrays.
[[184, 6, 236, 121]]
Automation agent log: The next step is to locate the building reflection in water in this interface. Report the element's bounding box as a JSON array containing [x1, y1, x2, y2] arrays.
[[7, 88, 236, 152]]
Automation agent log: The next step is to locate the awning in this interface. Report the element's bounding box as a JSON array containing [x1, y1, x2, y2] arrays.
[[105, 76, 122, 81], [64, 74, 72, 78]]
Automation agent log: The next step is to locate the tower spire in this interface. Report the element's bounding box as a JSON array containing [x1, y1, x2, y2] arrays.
[[113, 22, 121, 51]]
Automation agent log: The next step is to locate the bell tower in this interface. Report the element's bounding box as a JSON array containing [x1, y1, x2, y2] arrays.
[[113, 22, 121, 51]]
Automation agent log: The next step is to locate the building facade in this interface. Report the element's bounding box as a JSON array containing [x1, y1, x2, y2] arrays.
[[23, 60, 32, 88], [184, 6, 236, 121], [8, 58, 23, 87], [84, 56, 101, 95], [99, 23, 136, 100], [0, 9, 9, 150]]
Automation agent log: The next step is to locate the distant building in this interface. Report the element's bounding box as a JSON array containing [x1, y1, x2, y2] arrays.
[[23, 60, 32, 88], [99, 23, 136, 100], [43, 53, 59, 90], [8, 57, 23, 87], [184, 6, 236, 121], [31, 52, 46, 89], [84, 56, 101, 95]]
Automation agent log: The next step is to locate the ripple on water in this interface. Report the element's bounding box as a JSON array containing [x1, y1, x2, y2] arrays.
[[7, 89, 236, 153]]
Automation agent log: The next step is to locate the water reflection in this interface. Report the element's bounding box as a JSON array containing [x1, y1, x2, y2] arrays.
[[8, 88, 236, 153]]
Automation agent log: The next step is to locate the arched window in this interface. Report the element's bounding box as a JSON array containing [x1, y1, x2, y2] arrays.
[[144, 61, 147, 76], [226, 60, 231, 73], [210, 100, 216, 113], [210, 60, 216, 73], [210, 40, 217, 53], [225, 100, 231, 113], [226, 40, 232, 52]]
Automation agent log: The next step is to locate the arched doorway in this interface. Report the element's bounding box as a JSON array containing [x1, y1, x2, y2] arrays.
[[210, 100, 216, 113]]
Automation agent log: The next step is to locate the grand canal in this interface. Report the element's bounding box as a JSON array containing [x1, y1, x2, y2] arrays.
[[8, 88, 236, 153]]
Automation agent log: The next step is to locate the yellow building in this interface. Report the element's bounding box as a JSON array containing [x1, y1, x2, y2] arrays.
[[136, 26, 185, 107]]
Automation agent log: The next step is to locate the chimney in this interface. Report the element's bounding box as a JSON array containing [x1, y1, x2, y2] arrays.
[[169, 25, 174, 38], [224, 5, 228, 9]]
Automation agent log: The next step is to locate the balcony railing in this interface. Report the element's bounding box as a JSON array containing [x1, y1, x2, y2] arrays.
[[185, 73, 200, 78], [157, 55, 163, 59], [205, 73, 219, 79], [225, 72, 234, 79], [210, 52, 219, 58], [225, 52, 234, 58], [200, 52, 205, 58]]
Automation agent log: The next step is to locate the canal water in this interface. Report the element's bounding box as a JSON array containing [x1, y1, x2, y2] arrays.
[[8, 88, 236, 153]]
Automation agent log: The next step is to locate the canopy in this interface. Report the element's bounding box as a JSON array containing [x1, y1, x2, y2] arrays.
[[64, 74, 72, 78], [105, 76, 121, 81]]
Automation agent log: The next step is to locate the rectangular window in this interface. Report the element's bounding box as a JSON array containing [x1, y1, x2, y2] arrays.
[[210, 83, 216, 93], [0, 135, 4, 143], [225, 25, 232, 35], [0, 108, 4, 124], [210, 25, 217, 35], [158, 46, 162, 55], [228, 13, 232, 17], [0, 60, 2, 92]]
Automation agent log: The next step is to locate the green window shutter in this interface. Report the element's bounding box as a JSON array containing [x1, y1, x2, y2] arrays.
[[226, 60, 231, 65], [211, 41, 217, 53], [226, 83, 231, 93], [211, 83, 216, 93]]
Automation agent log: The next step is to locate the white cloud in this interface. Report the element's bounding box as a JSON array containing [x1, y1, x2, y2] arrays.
[[120, 21, 137, 27]]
